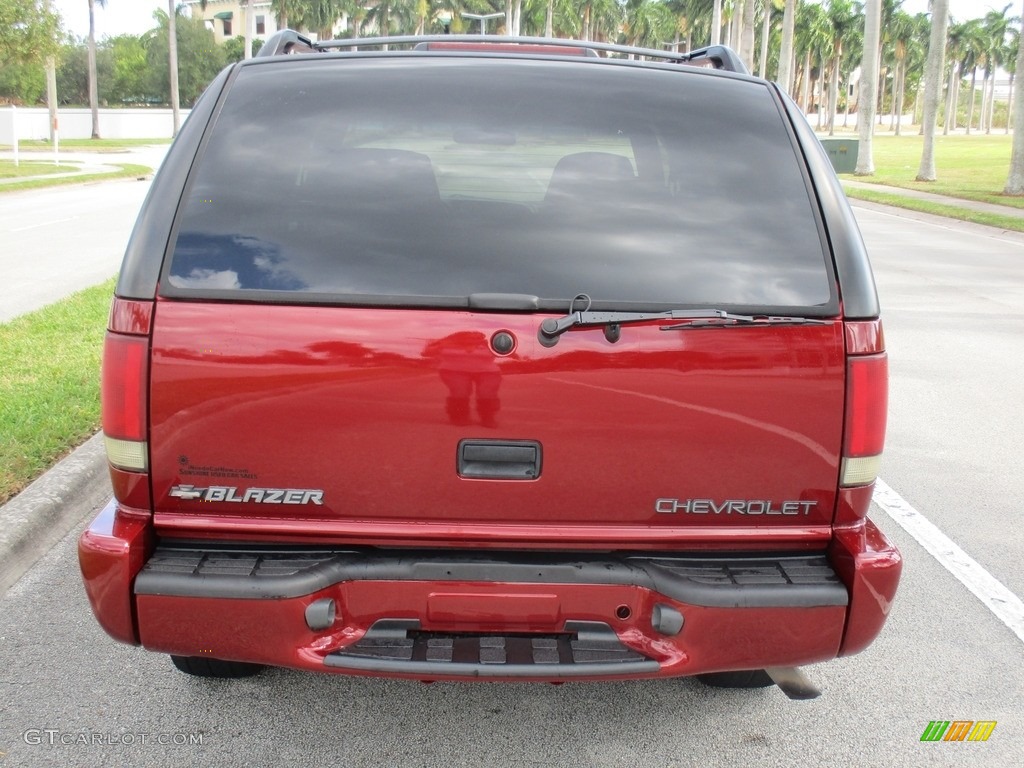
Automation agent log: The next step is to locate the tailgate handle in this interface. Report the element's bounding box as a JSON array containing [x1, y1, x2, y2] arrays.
[[457, 440, 542, 480]]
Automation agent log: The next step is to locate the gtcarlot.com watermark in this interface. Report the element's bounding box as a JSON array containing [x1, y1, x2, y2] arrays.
[[23, 729, 204, 747]]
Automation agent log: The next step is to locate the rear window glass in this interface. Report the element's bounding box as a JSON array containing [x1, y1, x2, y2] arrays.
[[166, 58, 833, 311]]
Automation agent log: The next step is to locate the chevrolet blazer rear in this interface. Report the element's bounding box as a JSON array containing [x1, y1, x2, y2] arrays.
[[80, 35, 900, 694]]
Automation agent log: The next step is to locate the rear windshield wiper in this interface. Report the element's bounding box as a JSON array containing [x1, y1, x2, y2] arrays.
[[538, 294, 827, 346]]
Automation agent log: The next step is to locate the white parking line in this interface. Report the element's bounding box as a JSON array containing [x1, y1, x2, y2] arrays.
[[10, 216, 79, 233], [874, 478, 1024, 644]]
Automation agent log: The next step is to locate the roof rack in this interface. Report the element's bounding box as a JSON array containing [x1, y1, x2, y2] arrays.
[[256, 31, 749, 74]]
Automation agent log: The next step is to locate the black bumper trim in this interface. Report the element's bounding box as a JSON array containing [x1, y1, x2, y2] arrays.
[[134, 546, 849, 608], [324, 619, 660, 677]]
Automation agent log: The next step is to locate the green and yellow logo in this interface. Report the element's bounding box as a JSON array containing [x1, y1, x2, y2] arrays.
[[921, 721, 997, 742]]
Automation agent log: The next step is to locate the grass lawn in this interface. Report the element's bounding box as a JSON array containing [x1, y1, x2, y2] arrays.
[[0, 279, 114, 505], [3, 138, 172, 151], [0, 163, 152, 193], [836, 133, 1024, 209], [0, 159, 80, 179], [842, 186, 1024, 233]]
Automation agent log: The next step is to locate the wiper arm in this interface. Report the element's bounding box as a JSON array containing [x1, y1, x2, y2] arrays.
[[537, 295, 827, 347]]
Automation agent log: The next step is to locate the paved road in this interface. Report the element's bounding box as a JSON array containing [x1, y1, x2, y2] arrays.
[[858, 203, 1024, 600], [1, 202, 1022, 766], [0, 147, 166, 323]]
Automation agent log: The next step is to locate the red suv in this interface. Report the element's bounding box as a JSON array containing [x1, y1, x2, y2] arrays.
[[80, 33, 899, 697]]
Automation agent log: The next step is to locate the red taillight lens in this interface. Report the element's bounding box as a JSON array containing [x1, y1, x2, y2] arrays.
[[102, 333, 148, 442], [102, 298, 152, 476], [844, 354, 888, 457], [841, 352, 888, 487]]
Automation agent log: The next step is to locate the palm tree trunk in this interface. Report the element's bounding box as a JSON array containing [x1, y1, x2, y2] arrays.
[[777, 0, 796, 94], [987, 70, 997, 133], [966, 68, 977, 134], [980, 69, 991, 132], [917, 0, 949, 181], [712, 0, 722, 46], [890, 68, 898, 130], [857, 0, 881, 174], [512, 0, 522, 35], [828, 48, 841, 136], [895, 61, 907, 136], [1007, 70, 1015, 134], [944, 61, 958, 134], [800, 52, 810, 114], [545, 0, 553, 38], [741, 0, 756, 71], [1003, 11, 1024, 192], [878, 67, 886, 124], [951, 66, 961, 130], [88, 0, 100, 138], [758, 1, 770, 78], [729, 4, 740, 51]]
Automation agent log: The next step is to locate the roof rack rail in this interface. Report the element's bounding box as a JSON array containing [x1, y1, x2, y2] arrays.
[[675, 45, 747, 73], [257, 29, 320, 58], [255, 31, 749, 74]]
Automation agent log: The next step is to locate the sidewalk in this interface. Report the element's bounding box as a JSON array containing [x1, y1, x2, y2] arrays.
[[0, 145, 168, 186], [0, 157, 124, 185], [841, 179, 1024, 220]]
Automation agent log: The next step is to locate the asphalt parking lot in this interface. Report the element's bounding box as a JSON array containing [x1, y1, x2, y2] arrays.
[[1, 196, 1022, 767]]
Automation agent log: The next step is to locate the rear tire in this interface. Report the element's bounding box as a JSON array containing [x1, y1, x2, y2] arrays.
[[170, 655, 265, 678], [696, 670, 775, 689]]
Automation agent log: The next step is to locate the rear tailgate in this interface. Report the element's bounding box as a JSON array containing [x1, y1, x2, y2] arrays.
[[149, 302, 845, 547], [147, 58, 846, 547]]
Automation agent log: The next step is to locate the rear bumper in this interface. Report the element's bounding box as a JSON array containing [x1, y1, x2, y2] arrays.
[[79, 500, 901, 680]]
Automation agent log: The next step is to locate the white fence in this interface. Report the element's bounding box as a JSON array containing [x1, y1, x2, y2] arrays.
[[2, 108, 192, 144]]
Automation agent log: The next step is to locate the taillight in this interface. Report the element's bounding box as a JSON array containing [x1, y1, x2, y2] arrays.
[[102, 299, 152, 479], [841, 321, 888, 488]]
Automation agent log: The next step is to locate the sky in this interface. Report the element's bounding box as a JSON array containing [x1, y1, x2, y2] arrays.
[[52, 0, 1024, 41], [54, 1, 174, 40]]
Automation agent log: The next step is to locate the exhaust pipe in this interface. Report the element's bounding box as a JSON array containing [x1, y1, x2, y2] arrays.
[[765, 667, 822, 700]]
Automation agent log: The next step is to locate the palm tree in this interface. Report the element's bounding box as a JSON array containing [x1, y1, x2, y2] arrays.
[[623, 0, 676, 49], [740, 0, 756, 69], [824, 0, 861, 136], [980, 5, 1013, 134], [916, 0, 948, 182], [856, 0, 881, 175], [944, 20, 971, 134], [794, 0, 830, 116], [961, 18, 987, 134], [1004, 8, 1024, 193], [88, 0, 106, 139], [887, 10, 917, 136], [777, 0, 796, 93], [758, 0, 779, 78], [272, 0, 306, 29], [1005, 25, 1020, 134]]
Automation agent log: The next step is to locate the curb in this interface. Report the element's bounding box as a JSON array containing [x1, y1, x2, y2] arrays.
[[0, 432, 110, 594], [847, 197, 1024, 244]]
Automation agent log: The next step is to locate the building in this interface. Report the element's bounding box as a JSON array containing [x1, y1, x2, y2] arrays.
[[183, 1, 279, 45], [183, 1, 353, 44]]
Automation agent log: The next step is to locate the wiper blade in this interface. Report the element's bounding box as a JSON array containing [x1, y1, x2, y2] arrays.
[[659, 313, 829, 330], [537, 295, 827, 346]]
